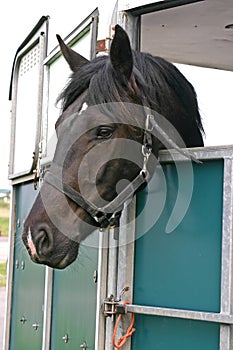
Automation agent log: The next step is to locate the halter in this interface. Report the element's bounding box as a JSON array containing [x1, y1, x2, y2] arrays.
[[45, 107, 198, 230]]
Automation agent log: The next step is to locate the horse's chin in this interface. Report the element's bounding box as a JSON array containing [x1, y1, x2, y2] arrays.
[[22, 188, 101, 269], [30, 249, 78, 269]]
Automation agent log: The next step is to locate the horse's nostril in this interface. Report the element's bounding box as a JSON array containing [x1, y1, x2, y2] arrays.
[[35, 225, 54, 256], [38, 230, 49, 255]]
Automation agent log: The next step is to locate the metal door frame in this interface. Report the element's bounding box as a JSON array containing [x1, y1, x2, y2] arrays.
[[99, 7, 233, 349]]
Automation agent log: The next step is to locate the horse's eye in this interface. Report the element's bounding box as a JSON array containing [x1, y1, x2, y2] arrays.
[[96, 127, 113, 139]]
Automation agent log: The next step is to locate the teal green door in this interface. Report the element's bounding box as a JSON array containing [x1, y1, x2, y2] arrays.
[[9, 182, 98, 350], [50, 244, 98, 350], [10, 182, 45, 350], [133, 160, 223, 349]]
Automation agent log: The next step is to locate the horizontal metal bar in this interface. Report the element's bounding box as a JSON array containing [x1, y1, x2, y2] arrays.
[[125, 304, 233, 325], [159, 146, 233, 163]]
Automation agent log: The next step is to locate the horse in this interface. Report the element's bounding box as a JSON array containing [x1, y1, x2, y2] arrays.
[[22, 25, 204, 269]]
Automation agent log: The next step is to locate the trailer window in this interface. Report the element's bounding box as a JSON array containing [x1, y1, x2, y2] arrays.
[[9, 17, 48, 179], [43, 26, 92, 162], [13, 44, 40, 175]]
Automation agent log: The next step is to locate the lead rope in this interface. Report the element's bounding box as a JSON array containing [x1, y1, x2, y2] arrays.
[[112, 302, 136, 349]]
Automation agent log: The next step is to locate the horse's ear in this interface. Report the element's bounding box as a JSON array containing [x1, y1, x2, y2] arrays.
[[110, 25, 133, 80], [56, 34, 89, 72]]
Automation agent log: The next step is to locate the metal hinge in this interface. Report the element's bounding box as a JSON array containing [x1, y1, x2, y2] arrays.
[[96, 39, 111, 54], [96, 26, 115, 54]]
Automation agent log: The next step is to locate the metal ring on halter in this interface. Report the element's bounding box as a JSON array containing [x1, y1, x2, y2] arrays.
[[142, 144, 151, 157], [140, 146, 151, 178]]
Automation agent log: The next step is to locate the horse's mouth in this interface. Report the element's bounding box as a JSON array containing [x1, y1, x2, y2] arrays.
[[22, 227, 79, 269], [30, 252, 77, 269], [26, 246, 78, 269]]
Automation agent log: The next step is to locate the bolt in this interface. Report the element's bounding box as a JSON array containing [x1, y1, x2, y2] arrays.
[[80, 341, 87, 349], [62, 334, 69, 343]]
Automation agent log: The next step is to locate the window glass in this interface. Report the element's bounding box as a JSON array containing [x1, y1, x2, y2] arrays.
[[44, 28, 91, 160]]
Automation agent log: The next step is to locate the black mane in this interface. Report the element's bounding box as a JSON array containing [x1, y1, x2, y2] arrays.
[[58, 51, 204, 147]]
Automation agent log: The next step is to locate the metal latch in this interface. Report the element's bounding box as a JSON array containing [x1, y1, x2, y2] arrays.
[[103, 286, 129, 317], [103, 295, 120, 317]]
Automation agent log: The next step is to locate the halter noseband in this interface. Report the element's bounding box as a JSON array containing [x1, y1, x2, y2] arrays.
[[45, 166, 147, 229], [44, 110, 198, 230]]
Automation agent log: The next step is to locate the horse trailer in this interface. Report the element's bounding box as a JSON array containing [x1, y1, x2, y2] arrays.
[[4, 1, 233, 349]]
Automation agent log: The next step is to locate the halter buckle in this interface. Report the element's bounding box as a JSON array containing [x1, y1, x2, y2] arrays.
[[94, 212, 111, 228], [145, 114, 154, 132]]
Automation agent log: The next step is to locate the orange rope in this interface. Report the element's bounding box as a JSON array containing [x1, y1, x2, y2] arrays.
[[112, 302, 136, 349]]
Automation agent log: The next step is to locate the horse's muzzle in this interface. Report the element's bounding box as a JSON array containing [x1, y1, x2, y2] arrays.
[[22, 223, 79, 269]]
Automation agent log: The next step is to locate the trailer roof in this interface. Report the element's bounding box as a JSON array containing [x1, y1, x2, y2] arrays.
[[140, 0, 233, 70]]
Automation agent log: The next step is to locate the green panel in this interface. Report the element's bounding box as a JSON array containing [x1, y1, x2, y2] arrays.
[[133, 160, 223, 349], [132, 315, 220, 350], [50, 244, 98, 350], [10, 182, 45, 350]]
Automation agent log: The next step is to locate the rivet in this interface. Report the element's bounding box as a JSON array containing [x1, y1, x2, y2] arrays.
[[21, 261, 25, 270], [15, 260, 19, 269], [17, 219, 20, 228], [32, 323, 39, 330], [62, 334, 69, 343], [93, 270, 98, 283], [20, 316, 26, 325], [80, 341, 87, 349]]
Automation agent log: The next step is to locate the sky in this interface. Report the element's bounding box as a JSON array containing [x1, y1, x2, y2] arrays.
[[1, 1, 233, 189]]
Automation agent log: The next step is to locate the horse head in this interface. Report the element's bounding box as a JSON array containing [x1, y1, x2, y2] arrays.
[[22, 25, 204, 269]]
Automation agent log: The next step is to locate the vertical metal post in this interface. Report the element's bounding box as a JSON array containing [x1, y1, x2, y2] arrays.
[[42, 267, 53, 350], [105, 229, 119, 350], [220, 157, 233, 350], [90, 11, 99, 60], [116, 199, 136, 350], [95, 231, 109, 350], [117, 9, 140, 50], [3, 188, 16, 350], [117, 199, 136, 297], [32, 29, 48, 172]]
